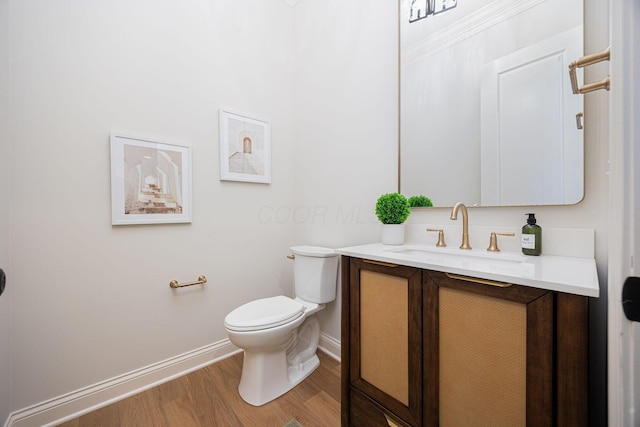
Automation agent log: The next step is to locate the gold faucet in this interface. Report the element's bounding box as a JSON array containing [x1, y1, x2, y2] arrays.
[[450, 202, 472, 250]]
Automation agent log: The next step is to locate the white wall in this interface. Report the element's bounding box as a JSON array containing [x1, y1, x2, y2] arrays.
[[7, 0, 296, 412], [0, 0, 13, 422], [292, 0, 399, 340]]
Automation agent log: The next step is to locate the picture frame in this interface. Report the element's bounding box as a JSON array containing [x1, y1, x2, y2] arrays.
[[110, 132, 192, 225], [219, 109, 271, 183]]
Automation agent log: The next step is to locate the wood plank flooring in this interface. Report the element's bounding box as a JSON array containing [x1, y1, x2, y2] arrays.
[[58, 350, 341, 427]]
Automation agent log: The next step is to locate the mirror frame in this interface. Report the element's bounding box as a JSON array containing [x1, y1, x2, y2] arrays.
[[397, 0, 585, 208]]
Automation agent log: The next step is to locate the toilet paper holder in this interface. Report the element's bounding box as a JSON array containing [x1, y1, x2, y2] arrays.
[[170, 275, 207, 289]]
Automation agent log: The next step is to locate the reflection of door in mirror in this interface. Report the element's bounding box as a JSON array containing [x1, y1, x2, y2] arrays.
[[480, 26, 583, 206], [400, 0, 584, 207]]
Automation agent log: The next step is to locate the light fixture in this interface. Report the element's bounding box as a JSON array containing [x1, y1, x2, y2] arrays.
[[409, 0, 457, 23]]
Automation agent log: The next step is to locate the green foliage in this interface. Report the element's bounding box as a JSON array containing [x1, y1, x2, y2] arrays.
[[375, 193, 411, 224], [408, 195, 433, 208]]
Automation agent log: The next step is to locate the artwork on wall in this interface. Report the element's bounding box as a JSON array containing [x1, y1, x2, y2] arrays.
[[110, 133, 192, 225], [219, 109, 271, 184]]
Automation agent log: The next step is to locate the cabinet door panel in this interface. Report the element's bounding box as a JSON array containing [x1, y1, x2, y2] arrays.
[[424, 270, 553, 426], [349, 259, 422, 426], [360, 270, 410, 404], [439, 286, 527, 426]]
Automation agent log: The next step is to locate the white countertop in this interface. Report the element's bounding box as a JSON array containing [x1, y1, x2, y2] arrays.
[[336, 243, 600, 298]]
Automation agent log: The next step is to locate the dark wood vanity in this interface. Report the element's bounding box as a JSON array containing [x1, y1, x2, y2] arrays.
[[341, 256, 589, 427]]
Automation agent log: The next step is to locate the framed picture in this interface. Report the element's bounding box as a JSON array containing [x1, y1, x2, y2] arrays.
[[219, 109, 271, 183], [110, 133, 192, 225]]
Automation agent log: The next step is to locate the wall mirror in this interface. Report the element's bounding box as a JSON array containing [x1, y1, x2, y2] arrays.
[[400, 0, 584, 207]]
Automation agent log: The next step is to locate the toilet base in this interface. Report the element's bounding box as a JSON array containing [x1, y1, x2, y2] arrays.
[[287, 353, 320, 390], [238, 350, 320, 406]]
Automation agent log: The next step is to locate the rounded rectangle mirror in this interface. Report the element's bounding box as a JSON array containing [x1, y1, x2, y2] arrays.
[[400, 0, 584, 207]]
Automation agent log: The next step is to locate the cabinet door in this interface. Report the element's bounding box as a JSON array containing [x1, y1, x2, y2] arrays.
[[424, 271, 553, 426], [349, 258, 422, 426]]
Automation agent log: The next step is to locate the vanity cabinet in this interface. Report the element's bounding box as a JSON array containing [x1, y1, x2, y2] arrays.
[[341, 256, 588, 427]]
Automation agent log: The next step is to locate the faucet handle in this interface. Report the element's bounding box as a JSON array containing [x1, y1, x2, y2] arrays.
[[487, 232, 515, 252], [426, 228, 446, 247]]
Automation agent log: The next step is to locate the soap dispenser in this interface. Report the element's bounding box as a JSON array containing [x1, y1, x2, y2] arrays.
[[522, 213, 542, 256]]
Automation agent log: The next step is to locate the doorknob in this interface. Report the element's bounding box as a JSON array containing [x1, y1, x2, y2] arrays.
[[0, 268, 5, 297], [622, 276, 640, 322]]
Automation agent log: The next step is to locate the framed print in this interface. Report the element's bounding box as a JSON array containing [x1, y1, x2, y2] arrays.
[[219, 109, 271, 183], [110, 133, 192, 225]]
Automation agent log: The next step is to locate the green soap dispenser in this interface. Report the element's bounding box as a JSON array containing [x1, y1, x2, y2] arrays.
[[522, 213, 542, 256]]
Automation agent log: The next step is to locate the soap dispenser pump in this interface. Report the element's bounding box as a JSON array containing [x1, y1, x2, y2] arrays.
[[522, 213, 542, 256]]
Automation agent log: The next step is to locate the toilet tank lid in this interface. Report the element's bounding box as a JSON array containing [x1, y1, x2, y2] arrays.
[[290, 246, 336, 258]]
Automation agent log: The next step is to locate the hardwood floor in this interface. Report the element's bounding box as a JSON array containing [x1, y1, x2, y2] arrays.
[[58, 350, 341, 427]]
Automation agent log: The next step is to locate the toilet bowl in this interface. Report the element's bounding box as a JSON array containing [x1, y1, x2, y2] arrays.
[[224, 246, 338, 406]]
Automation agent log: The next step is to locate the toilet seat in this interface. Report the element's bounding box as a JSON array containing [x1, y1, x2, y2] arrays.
[[224, 296, 305, 332]]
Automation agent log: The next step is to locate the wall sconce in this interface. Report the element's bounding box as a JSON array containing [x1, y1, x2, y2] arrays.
[[409, 0, 457, 23]]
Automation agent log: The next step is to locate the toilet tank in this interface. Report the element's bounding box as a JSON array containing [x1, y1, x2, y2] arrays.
[[290, 246, 339, 304]]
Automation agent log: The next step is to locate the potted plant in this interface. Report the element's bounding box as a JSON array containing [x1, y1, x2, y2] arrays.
[[375, 192, 411, 245], [408, 195, 433, 208]]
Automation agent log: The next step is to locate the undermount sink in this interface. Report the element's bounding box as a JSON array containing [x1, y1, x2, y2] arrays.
[[383, 244, 527, 275], [385, 244, 526, 263]]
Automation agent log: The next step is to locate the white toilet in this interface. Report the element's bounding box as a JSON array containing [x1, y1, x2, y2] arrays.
[[224, 245, 339, 406]]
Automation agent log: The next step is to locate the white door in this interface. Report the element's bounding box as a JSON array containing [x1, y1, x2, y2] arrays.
[[608, 0, 639, 425], [480, 26, 584, 206]]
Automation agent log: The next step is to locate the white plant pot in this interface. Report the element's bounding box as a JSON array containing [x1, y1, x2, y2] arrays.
[[381, 224, 405, 245]]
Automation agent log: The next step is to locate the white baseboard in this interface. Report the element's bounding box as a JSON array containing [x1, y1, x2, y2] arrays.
[[5, 333, 341, 427], [5, 340, 240, 427], [318, 332, 341, 362]]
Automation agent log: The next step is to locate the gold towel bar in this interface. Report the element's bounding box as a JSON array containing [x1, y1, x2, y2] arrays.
[[569, 48, 611, 94], [170, 275, 207, 289], [445, 272, 512, 288], [577, 76, 611, 94]]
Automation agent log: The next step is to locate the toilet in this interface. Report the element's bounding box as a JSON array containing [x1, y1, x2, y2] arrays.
[[224, 245, 339, 406]]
